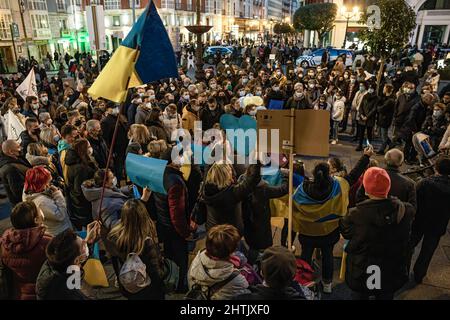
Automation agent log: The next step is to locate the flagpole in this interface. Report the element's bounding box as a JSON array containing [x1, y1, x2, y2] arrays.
[[96, 47, 140, 223]]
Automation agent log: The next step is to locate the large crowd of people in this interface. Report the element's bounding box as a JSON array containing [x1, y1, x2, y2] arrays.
[[0, 39, 450, 300]]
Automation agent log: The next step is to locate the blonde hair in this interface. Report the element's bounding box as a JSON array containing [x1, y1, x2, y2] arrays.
[[205, 163, 233, 189], [147, 139, 168, 158], [40, 127, 58, 146], [108, 199, 158, 255], [27, 143, 48, 157], [129, 124, 150, 145]]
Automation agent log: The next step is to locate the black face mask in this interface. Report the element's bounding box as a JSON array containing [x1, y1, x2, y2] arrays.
[[74, 119, 82, 127], [60, 113, 68, 121]]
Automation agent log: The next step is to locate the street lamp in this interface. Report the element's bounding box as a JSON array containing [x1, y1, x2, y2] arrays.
[[341, 6, 359, 49], [18, 0, 30, 59]]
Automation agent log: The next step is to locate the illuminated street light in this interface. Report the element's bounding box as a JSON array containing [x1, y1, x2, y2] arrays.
[[341, 6, 359, 48]]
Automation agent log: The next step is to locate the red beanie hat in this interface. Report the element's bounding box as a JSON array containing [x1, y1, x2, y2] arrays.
[[363, 167, 391, 198]]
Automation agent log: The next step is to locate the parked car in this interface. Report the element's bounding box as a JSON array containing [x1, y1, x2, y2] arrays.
[[296, 48, 354, 68], [204, 46, 233, 64]]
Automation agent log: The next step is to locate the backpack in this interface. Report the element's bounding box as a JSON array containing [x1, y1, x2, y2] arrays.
[[185, 271, 240, 300], [294, 258, 316, 287], [119, 253, 151, 294]]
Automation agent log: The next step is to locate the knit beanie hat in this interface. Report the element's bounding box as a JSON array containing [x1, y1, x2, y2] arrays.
[[363, 167, 391, 198], [261, 246, 297, 289]]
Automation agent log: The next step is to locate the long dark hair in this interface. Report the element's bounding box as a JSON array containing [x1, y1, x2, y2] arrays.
[[313, 162, 331, 189], [73, 138, 95, 168]]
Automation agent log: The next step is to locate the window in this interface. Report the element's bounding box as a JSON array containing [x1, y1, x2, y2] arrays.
[[0, 13, 12, 39], [28, 0, 47, 11], [187, 0, 192, 10], [175, 0, 182, 10], [56, 0, 65, 11], [30, 13, 51, 38], [113, 16, 120, 26], [0, 0, 10, 10], [129, 0, 140, 8], [104, 0, 121, 10], [59, 19, 67, 30], [161, 0, 175, 9], [419, 0, 450, 10]]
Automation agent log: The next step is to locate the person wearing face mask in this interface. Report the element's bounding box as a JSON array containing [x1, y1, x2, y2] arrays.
[[392, 82, 420, 147], [265, 81, 285, 107], [36, 222, 101, 300], [182, 99, 200, 136], [161, 104, 182, 142], [22, 166, 72, 236], [20, 118, 41, 154], [425, 68, 440, 93], [86, 119, 109, 169], [376, 84, 396, 155], [330, 92, 346, 144], [420, 103, 448, 150], [0, 139, 32, 206], [38, 91, 57, 120], [22, 96, 40, 119], [355, 84, 379, 151], [135, 95, 153, 125], [177, 90, 191, 114], [305, 80, 320, 106], [126, 93, 142, 126], [200, 97, 224, 131], [285, 83, 310, 110], [314, 94, 331, 111], [340, 75, 358, 133], [350, 81, 368, 141], [0, 201, 52, 300], [244, 104, 257, 118], [101, 102, 129, 183]]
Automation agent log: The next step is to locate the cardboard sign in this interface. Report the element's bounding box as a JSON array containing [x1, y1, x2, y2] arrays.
[[256, 109, 330, 157], [269, 54, 276, 60]]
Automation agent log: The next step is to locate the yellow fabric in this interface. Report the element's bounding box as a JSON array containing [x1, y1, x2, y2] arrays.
[[181, 106, 199, 133], [270, 177, 350, 236], [83, 258, 109, 288], [88, 46, 142, 103], [60, 149, 68, 184]]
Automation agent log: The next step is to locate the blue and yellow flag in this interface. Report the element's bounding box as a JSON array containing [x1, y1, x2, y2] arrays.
[[88, 1, 178, 102]]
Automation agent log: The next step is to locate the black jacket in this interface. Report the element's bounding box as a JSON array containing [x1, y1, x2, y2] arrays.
[[284, 96, 310, 110], [393, 92, 420, 127], [414, 175, 450, 236], [340, 197, 414, 293], [87, 135, 109, 169], [101, 114, 129, 158], [376, 94, 396, 129], [356, 166, 416, 208], [243, 177, 288, 250], [358, 93, 378, 127], [199, 107, 224, 131], [202, 163, 261, 235], [0, 153, 31, 206], [36, 260, 87, 300], [403, 100, 430, 134], [65, 149, 96, 228], [421, 114, 448, 147], [153, 167, 190, 240], [19, 130, 39, 154]]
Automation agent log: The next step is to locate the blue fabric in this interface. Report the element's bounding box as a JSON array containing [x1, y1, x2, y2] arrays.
[[126, 153, 167, 194], [314, 214, 342, 223], [268, 100, 284, 110], [124, 1, 178, 83], [293, 178, 341, 205], [219, 114, 257, 156], [132, 185, 141, 199]]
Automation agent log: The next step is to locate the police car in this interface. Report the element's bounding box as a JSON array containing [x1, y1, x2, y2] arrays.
[[296, 48, 354, 68], [204, 46, 233, 64]]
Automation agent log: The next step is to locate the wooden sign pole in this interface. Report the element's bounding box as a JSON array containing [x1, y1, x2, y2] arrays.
[[287, 108, 295, 252]]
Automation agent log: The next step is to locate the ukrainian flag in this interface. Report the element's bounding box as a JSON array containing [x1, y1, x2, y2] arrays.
[[88, 1, 178, 103]]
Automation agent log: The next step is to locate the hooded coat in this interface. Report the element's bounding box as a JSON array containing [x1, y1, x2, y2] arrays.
[[0, 153, 32, 206], [1, 226, 51, 300], [188, 250, 250, 300], [81, 180, 131, 230], [340, 198, 414, 293]]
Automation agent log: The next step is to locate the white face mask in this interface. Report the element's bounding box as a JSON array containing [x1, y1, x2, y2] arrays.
[[112, 176, 118, 187], [146, 102, 152, 108], [111, 107, 119, 115], [309, 84, 315, 89], [273, 86, 279, 92], [368, 89, 375, 94], [239, 91, 246, 97], [249, 110, 257, 116], [149, 95, 156, 100]]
